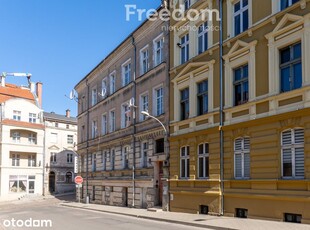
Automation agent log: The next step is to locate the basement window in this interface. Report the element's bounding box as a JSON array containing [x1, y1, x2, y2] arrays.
[[284, 213, 302, 223], [156, 138, 164, 154], [236, 208, 248, 218], [199, 205, 209, 215]]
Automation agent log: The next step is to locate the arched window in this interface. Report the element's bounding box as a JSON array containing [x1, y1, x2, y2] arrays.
[[66, 172, 73, 183]]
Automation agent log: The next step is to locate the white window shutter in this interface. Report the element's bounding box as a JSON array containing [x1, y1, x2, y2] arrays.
[[235, 138, 242, 151], [244, 152, 250, 178], [282, 130, 292, 145], [282, 148, 292, 165], [295, 147, 304, 177], [294, 129, 304, 144], [243, 137, 250, 151], [235, 153, 242, 178]]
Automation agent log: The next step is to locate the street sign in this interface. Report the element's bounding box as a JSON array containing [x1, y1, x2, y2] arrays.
[[75, 176, 83, 184], [74, 156, 78, 174]]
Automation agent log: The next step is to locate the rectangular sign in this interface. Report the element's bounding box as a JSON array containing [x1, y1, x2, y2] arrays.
[[74, 156, 78, 174]]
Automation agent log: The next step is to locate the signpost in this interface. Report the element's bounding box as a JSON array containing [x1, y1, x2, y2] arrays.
[[75, 176, 83, 203]]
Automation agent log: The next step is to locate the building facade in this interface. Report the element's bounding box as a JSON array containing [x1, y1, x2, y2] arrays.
[[75, 10, 169, 209], [0, 76, 44, 200], [169, 0, 310, 224], [43, 110, 77, 195]]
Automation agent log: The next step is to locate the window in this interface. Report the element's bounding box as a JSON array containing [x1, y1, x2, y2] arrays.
[[234, 0, 249, 36], [140, 94, 149, 121], [67, 153, 73, 163], [102, 78, 107, 98], [184, 0, 191, 10], [12, 132, 21, 143], [9, 175, 26, 193], [281, 128, 304, 178], [13, 110, 21, 121], [123, 146, 129, 169], [66, 124, 70, 129], [28, 155, 36, 167], [91, 120, 97, 139], [154, 36, 163, 66], [102, 114, 107, 135], [141, 142, 149, 168], [67, 135, 74, 144], [197, 80, 208, 115], [109, 72, 116, 94], [55, 122, 58, 128], [198, 143, 209, 178], [111, 149, 115, 170], [140, 48, 149, 75], [180, 88, 189, 120], [180, 34, 189, 64], [122, 62, 131, 86], [198, 22, 208, 54], [92, 153, 97, 172], [121, 104, 131, 128], [109, 110, 115, 132], [155, 87, 164, 116], [91, 88, 97, 106], [236, 208, 248, 218], [281, 0, 299, 10], [102, 152, 106, 171], [234, 137, 250, 179], [280, 42, 302, 93], [180, 146, 190, 178], [29, 113, 36, 123], [28, 133, 36, 144], [50, 152, 57, 163], [156, 138, 164, 154], [51, 133, 57, 143], [234, 65, 249, 106], [12, 154, 20, 166], [284, 213, 302, 223], [66, 172, 73, 183]]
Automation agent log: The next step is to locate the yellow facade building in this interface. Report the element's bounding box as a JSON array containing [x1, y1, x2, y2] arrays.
[[168, 0, 310, 224]]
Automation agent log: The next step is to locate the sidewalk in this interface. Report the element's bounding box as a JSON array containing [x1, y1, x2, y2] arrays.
[[60, 202, 309, 230]]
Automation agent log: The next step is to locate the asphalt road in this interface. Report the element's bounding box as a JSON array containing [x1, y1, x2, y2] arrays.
[[0, 196, 206, 230]]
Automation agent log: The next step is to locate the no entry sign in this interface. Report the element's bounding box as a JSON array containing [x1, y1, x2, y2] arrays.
[[74, 176, 83, 184]]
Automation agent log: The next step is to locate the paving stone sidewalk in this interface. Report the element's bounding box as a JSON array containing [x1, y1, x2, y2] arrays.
[[60, 202, 310, 230]]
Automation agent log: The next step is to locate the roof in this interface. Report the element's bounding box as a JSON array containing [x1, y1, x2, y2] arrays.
[[0, 83, 35, 103], [43, 112, 77, 123]]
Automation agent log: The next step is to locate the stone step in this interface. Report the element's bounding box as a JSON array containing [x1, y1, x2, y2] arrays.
[[147, 206, 163, 212]]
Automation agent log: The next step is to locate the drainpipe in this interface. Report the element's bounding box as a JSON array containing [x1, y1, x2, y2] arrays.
[[131, 35, 137, 208], [85, 79, 90, 204], [42, 121, 46, 196], [219, 0, 224, 216]]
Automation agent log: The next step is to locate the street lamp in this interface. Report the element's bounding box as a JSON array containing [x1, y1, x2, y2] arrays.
[[141, 111, 169, 211]]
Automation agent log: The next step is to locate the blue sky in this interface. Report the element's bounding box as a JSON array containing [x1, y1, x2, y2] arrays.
[[0, 0, 161, 117]]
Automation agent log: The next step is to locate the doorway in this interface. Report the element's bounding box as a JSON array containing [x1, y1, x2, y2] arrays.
[[49, 172, 56, 193], [158, 161, 163, 206]]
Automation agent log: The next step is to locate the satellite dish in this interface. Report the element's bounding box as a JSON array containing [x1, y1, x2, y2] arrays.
[[69, 89, 77, 100], [128, 97, 135, 107], [100, 87, 107, 98]]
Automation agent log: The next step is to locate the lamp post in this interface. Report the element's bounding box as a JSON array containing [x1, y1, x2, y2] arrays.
[[141, 111, 169, 211]]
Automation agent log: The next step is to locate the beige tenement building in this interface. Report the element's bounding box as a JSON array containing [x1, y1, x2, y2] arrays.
[[169, 0, 310, 224]]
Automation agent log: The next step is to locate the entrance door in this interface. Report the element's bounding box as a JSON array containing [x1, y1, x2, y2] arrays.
[[158, 161, 163, 206], [49, 172, 56, 193], [28, 181, 35, 194]]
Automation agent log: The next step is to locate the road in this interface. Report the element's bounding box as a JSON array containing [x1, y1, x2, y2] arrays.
[[0, 196, 206, 230]]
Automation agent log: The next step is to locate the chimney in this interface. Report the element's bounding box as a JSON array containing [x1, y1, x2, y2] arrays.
[[1, 76, 5, 87], [36, 82, 43, 108], [66, 109, 71, 118]]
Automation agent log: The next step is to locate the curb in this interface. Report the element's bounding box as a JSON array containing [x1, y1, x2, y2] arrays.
[[60, 203, 237, 230]]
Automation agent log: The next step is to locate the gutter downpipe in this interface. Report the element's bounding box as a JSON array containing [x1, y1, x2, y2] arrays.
[[85, 79, 90, 204], [219, 0, 224, 216], [131, 35, 137, 208]]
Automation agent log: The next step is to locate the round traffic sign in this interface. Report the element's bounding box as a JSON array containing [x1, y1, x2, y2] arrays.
[[75, 176, 83, 184]]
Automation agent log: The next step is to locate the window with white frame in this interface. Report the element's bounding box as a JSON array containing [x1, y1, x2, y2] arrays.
[[12, 132, 20, 143], [140, 94, 149, 121], [281, 128, 304, 178], [91, 120, 97, 139], [109, 110, 115, 132], [102, 78, 107, 98], [141, 141, 149, 168], [140, 47, 149, 75], [110, 149, 115, 170], [198, 22, 208, 54], [198, 143, 209, 178], [28, 155, 36, 167], [67, 153, 73, 163], [180, 88, 189, 120], [233, 0, 249, 36], [91, 88, 97, 106], [123, 146, 130, 169], [154, 35, 164, 66], [180, 34, 189, 64], [180, 146, 190, 178], [29, 113, 36, 123], [50, 152, 57, 163], [234, 64, 249, 106], [13, 110, 21, 121], [92, 153, 97, 172], [280, 42, 302, 93], [12, 154, 20, 166], [234, 137, 250, 179], [280, 0, 299, 10], [28, 133, 36, 144], [122, 61, 131, 86], [109, 72, 116, 94], [102, 114, 107, 135], [121, 104, 131, 128], [51, 133, 58, 143], [154, 87, 164, 116], [197, 80, 209, 115], [67, 135, 74, 144]]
